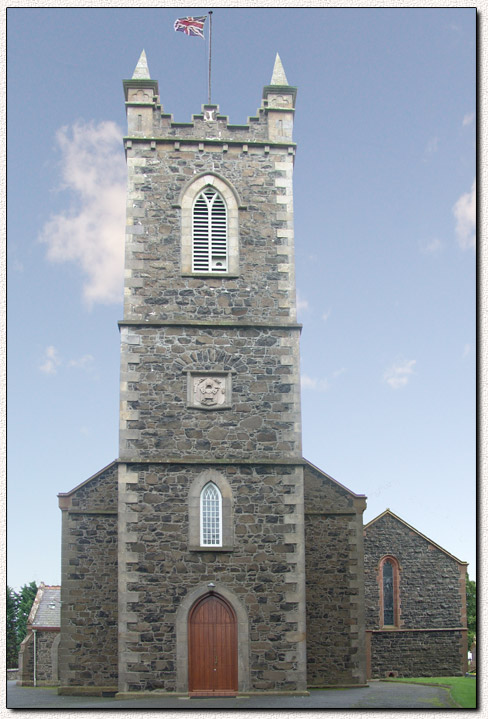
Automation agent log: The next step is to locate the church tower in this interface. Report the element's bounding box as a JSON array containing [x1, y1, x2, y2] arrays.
[[117, 51, 307, 694]]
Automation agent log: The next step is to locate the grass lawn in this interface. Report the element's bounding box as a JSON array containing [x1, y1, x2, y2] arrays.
[[387, 677, 476, 709]]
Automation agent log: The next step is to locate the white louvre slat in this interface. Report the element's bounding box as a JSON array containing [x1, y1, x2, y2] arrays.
[[192, 187, 228, 273]]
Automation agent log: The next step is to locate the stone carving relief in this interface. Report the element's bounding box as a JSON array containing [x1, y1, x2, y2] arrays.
[[129, 88, 152, 102], [269, 94, 292, 108], [188, 373, 231, 409]]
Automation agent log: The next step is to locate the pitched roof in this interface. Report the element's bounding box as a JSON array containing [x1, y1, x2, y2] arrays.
[[28, 583, 61, 629], [303, 458, 367, 498], [58, 459, 118, 498], [364, 508, 467, 565]]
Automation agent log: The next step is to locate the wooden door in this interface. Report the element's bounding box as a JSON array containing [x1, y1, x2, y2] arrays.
[[188, 593, 238, 695]]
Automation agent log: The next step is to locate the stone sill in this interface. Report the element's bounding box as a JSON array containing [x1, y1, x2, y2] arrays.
[[309, 684, 369, 690], [367, 627, 467, 633], [115, 690, 310, 699], [58, 686, 117, 696], [188, 545, 234, 553], [180, 273, 240, 279]]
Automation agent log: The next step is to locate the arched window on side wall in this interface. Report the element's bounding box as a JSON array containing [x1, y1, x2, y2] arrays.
[[379, 556, 401, 627]]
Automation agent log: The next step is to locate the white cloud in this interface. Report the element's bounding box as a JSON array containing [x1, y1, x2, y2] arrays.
[[297, 293, 309, 313], [39, 121, 127, 306], [68, 354, 94, 370], [462, 112, 474, 127], [322, 309, 331, 322], [462, 344, 471, 359], [425, 136, 439, 156], [420, 237, 442, 255], [40, 346, 61, 375], [453, 180, 476, 251], [301, 374, 330, 392], [383, 359, 416, 389]]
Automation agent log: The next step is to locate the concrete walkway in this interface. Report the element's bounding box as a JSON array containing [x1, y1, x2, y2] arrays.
[[7, 680, 455, 709]]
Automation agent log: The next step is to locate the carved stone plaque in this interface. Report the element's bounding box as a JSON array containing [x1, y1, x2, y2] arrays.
[[187, 372, 231, 410]]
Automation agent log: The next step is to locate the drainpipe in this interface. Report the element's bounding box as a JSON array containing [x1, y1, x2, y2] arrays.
[[33, 630, 37, 687]]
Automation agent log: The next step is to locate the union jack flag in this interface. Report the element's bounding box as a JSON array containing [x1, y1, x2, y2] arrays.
[[174, 15, 206, 39]]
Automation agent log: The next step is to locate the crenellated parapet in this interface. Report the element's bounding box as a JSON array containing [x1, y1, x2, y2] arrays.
[[123, 52, 297, 147]]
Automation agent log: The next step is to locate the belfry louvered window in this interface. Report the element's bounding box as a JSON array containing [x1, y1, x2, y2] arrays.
[[200, 482, 222, 546], [192, 186, 228, 272]]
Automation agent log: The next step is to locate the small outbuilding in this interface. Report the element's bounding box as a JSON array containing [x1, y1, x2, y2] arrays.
[[364, 509, 468, 679], [18, 583, 61, 686]]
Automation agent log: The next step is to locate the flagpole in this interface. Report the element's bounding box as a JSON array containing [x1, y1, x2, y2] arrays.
[[208, 11, 213, 105]]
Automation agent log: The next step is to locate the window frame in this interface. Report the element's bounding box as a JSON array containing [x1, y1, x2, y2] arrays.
[[378, 555, 401, 628], [192, 186, 228, 273], [188, 470, 234, 552], [200, 482, 223, 547], [179, 173, 240, 277]]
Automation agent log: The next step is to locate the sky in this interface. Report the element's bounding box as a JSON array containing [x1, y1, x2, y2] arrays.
[[7, 6, 476, 591]]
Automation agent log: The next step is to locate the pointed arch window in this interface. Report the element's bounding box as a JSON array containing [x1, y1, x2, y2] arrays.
[[192, 187, 228, 273], [200, 482, 222, 546], [379, 556, 401, 627], [180, 173, 240, 276]]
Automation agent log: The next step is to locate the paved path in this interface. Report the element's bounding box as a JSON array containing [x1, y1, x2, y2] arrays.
[[7, 680, 455, 710]]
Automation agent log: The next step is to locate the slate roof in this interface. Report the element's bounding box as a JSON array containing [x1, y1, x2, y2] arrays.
[[28, 583, 61, 629]]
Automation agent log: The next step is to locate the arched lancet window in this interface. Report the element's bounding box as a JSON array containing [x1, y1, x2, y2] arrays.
[[180, 173, 240, 276], [379, 556, 400, 627], [200, 482, 222, 546], [192, 187, 228, 273]]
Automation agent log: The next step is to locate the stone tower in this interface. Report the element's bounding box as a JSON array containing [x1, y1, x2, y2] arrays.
[[117, 51, 306, 694]]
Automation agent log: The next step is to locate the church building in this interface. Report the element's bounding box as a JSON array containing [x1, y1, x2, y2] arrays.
[[57, 51, 367, 697], [56, 51, 466, 698]]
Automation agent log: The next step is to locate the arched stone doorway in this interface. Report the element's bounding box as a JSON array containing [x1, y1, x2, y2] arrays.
[[175, 583, 250, 694], [188, 592, 238, 695]]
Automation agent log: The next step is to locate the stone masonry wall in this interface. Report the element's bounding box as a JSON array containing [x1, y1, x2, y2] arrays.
[[364, 514, 465, 630], [18, 634, 34, 685], [18, 631, 58, 686], [123, 144, 296, 325], [119, 325, 301, 461], [118, 462, 305, 693], [369, 630, 466, 678], [59, 463, 118, 687], [364, 512, 467, 677], [304, 464, 366, 686], [34, 631, 59, 685]]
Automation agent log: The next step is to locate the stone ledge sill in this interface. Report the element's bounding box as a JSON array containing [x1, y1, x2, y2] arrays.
[[115, 690, 310, 699], [116, 692, 189, 700], [309, 684, 369, 690], [58, 686, 118, 696]]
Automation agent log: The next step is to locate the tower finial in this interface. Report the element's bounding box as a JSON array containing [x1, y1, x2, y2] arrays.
[[132, 50, 151, 80], [270, 53, 288, 85]]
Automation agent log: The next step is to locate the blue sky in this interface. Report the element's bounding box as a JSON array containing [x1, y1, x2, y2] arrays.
[[7, 7, 476, 590]]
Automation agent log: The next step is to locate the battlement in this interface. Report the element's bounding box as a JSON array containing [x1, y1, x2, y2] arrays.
[[124, 51, 296, 144]]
